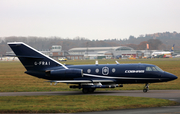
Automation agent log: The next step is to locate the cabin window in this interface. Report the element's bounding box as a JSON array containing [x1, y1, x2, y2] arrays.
[[95, 69, 99, 73], [112, 68, 116, 73], [87, 69, 91, 73], [146, 67, 152, 71]]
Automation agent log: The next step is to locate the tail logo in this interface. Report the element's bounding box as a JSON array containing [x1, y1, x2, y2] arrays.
[[34, 61, 50, 66]]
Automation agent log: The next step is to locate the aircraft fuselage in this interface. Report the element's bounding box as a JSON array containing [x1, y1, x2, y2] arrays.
[[26, 63, 177, 84]]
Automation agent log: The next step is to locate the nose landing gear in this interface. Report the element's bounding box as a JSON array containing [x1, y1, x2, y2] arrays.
[[143, 83, 149, 93]]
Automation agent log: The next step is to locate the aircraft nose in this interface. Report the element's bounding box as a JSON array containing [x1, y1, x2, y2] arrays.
[[164, 72, 178, 80]]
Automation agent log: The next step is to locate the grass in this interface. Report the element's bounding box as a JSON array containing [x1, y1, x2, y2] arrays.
[[0, 59, 179, 113], [0, 58, 180, 92], [0, 95, 178, 113]]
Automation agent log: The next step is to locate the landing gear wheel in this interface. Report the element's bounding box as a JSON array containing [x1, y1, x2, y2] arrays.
[[82, 88, 96, 94], [143, 83, 149, 93], [82, 88, 89, 94], [89, 88, 96, 93], [143, 89, 148, 93]]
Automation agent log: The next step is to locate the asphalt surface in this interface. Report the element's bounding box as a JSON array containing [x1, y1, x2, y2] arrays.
[[0, 90, 180, 114]]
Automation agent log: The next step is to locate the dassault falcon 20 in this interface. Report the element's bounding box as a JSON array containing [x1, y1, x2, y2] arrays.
[[8, 42, 178, 93]]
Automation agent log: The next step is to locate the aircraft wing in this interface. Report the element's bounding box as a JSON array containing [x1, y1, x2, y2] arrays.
[[48, 79, 115, 84]]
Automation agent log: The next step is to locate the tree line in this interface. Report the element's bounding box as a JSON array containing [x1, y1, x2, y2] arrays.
[[0, 31, 180, 55]]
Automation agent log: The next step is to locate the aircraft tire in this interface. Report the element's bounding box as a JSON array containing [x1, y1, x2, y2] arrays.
[[82, 88, 89, 94], [143, 89, 148, 93], [89, 88, 96, 93]]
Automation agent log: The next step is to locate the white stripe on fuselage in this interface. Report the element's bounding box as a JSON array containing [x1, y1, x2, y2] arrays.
[[83, 73, 165, 80]]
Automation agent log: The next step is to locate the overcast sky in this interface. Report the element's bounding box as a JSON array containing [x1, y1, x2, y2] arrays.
[[0, 0, 180, 40]]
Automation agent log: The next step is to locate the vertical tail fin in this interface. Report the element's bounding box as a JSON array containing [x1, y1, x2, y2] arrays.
[[170, 44, 175, 52], [8, 42, 68, 71]]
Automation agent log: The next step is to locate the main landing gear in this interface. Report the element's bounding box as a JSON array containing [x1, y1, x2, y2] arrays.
[[82, 88, 96, 94], [143, 83, 149, 93]]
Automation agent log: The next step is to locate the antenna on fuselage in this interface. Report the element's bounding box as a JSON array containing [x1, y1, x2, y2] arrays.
[[115, 61, 119, 64]]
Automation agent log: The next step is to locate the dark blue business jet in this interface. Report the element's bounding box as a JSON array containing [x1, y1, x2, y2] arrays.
[[8, 42, 178, 93]]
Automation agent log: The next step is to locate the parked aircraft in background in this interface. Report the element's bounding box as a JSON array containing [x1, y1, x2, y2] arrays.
[[8, 42, 178, 93], [173, 54, 180, 58], [151, 44, 175, 58]]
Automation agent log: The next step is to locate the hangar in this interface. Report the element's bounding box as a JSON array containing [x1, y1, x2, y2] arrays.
[[68, 46, 137, 60]]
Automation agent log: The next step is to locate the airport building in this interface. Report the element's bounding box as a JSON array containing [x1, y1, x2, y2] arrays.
[[4, 44, 157, 61], [49, 45, 70, 60], [68, 46, 138, 60], [50, 45, 140, 60]]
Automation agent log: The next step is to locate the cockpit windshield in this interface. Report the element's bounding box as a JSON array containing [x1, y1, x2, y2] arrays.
[[155, 66, 164, 72], [146, 66, 164, 72], [146, 67, 152, 71], [151, 67, 157, 71]]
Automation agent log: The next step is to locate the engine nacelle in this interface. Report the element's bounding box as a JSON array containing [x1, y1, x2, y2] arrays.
[[48, 69, 83, 79]]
